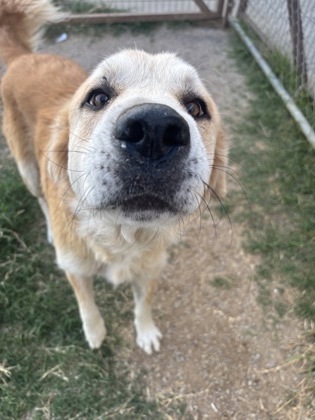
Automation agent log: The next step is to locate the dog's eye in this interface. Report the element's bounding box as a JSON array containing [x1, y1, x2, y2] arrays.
[[87, 91, 109, 109], [185, 100, 205, 118]]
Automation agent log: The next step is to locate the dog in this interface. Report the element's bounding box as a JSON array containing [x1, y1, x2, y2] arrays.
[[0, 0, 227, 354]]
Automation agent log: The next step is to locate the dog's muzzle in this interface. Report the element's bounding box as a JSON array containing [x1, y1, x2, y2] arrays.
[[114, 103, 190, 162], [93, 103, 193, 220]]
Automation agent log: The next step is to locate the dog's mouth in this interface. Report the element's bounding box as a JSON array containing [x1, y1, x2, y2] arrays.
[[122, 195, 178, 223], [104, 194, 178, 219], [121, 194, 176, 213]]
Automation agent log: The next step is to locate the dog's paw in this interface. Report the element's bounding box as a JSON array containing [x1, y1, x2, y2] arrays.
[[83, 316, 107, 350], [136, 322, 162, 355]]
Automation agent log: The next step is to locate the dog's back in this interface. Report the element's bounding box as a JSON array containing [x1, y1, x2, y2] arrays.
[[0, 0, 86, 197]]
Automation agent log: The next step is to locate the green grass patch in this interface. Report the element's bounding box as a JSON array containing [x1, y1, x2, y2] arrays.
[[53, 0, 123, 14], [239, 19, 315, 131], [0, 165, 181, 418], [228, 33, 315, 321], [229, 35, 315, 411], [211, 276, 234, 289]]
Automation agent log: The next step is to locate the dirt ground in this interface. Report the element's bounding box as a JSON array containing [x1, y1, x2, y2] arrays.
[[1, 25, 308, 418]]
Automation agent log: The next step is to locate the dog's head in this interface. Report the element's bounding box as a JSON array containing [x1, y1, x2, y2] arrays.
[[56, 50, 227, 227]]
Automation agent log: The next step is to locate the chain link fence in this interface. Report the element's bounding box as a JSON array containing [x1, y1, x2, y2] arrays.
[[54, 1, 219, 13], [235, 0, 315, 117], [53, 0, 227, 23]]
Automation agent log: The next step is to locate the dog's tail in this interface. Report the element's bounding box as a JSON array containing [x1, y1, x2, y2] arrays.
[[0, 0, 64, 66]]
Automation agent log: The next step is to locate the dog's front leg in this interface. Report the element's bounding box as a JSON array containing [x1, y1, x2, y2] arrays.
[[132, 278, 162, 355], [66, 273, 106, 349]]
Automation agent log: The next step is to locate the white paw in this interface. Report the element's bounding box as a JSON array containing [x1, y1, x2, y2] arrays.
[[83, 316, 106, 349], [135, 322, 162, 355]]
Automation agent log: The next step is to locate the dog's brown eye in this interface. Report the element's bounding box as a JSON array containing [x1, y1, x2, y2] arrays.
[[88, 92, 109, 109], [185, 100, 205, 118]]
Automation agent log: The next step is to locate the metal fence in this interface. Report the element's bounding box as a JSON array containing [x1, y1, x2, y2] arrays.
[[235, 0, 315, 105], [54, 0, 229, 24]]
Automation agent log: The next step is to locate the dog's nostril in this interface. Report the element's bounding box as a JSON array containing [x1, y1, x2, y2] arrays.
[[163, 123, 188, 147], [127, 121, 145, 143], [116, 119, 145, 144]]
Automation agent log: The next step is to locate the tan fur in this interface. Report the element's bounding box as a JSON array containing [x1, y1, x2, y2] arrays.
[[0, 0, 228, 354], [0, 0, 64, 64]]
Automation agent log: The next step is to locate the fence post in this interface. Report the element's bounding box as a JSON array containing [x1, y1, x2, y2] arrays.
[[193, 0, 212, 15], [238, 0, 248, 15], [287, 0, 307, 86], [223, 0, 234, 28]]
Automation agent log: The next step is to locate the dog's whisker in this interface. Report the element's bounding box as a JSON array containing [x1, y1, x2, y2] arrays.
[[208, 165, 251, 211], [196, 190, 218, 239], [41, 150, 85, 173], [200, 178, 233, 244], [70, 184, 96, 230], [49, 175, 89, 224]]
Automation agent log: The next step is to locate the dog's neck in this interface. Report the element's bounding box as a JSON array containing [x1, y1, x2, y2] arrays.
[[74, 208, 177, 261]]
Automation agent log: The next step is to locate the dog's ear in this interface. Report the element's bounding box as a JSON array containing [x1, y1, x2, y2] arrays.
[[209, 128, 228, 199]]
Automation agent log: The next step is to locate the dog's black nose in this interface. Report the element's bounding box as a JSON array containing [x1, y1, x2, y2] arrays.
[[115, 103, 190, 161]]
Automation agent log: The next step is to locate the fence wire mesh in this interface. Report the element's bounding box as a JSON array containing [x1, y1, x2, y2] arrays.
[[236, 0, 315, 114], [54, 0, 220, 14]]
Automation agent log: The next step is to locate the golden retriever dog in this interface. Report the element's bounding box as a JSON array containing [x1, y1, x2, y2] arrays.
[[0, 0, 227, 354]]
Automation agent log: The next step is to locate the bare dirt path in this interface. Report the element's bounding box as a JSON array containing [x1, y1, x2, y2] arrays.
[[1, 25, 305, 418]]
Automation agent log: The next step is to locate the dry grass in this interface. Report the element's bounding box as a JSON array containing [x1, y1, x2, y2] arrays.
[[283, 322, 315, 419]]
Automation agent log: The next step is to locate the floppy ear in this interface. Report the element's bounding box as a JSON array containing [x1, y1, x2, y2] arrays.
[[209, 129, 228, 199]]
